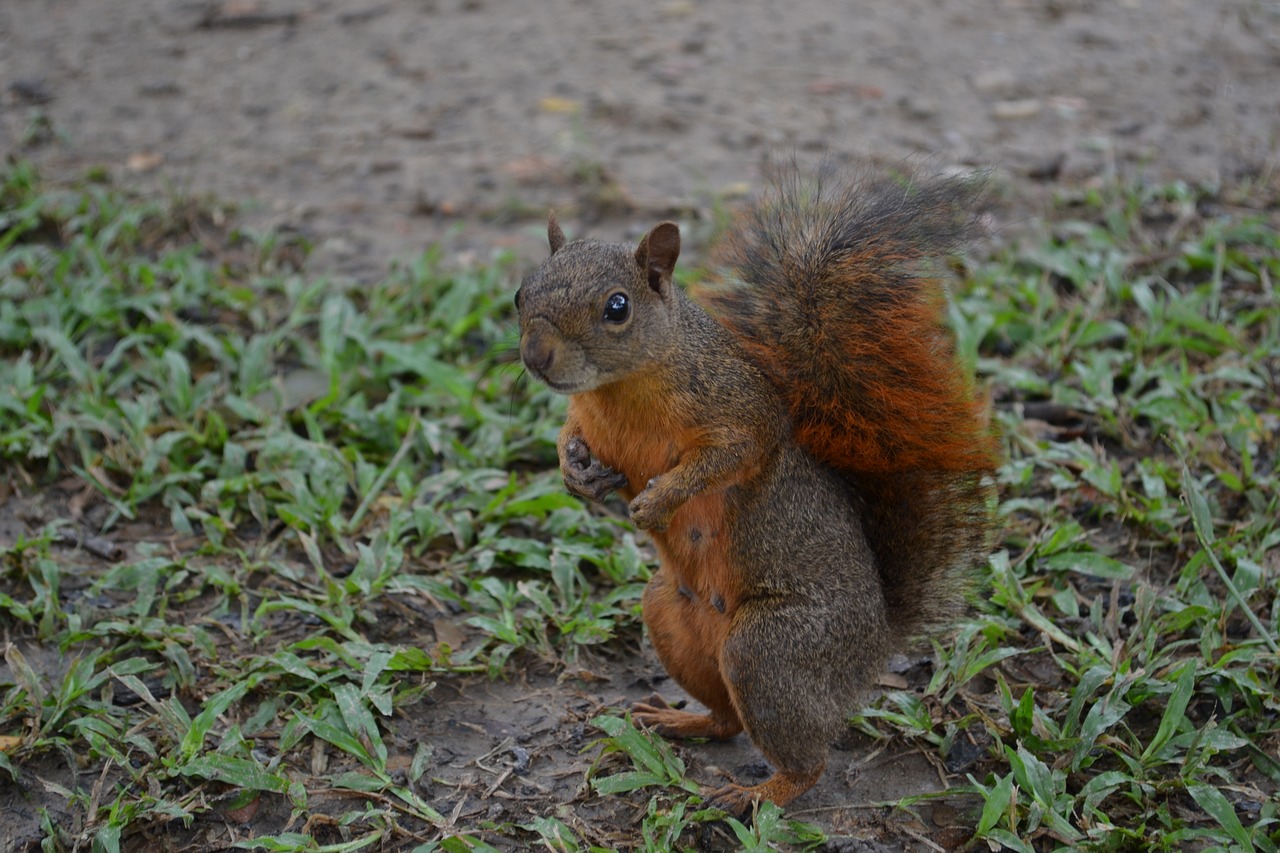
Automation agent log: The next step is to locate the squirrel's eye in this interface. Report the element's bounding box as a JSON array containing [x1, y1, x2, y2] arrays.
[[603, 292, 630, 324], [514, 288, 523, 310]]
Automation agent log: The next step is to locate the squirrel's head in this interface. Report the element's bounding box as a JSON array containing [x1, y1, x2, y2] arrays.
[[515, 211, 682, 394]]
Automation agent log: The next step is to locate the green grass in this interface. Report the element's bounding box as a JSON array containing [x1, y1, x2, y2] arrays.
[[0, 161, 1277, 851], [930, 180, 1280, 852], [0, 160, 653, 851]]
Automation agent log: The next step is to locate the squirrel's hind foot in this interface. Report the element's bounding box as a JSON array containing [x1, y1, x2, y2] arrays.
[[706, 764, 824, 818], [632, 694, 742, 741]]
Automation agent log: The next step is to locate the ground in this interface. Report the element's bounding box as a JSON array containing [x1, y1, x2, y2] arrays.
[[4, 0, 1277, 272], [0, 1, 1278, 852]]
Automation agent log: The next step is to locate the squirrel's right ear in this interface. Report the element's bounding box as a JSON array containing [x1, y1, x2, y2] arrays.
[[635, 221, 681, 295], [547, 210, 566, 255]]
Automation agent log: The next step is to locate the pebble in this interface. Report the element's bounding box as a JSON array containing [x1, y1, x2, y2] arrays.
[[899, 96, 939, 120], [993, 98, 1042, 120], [1048, 95, 1088, 118], [1026, 153, 1066, 181], [138, 81, 182, 97], [10, 78, 55, 104], [971, 68, 1019, 97], [126, 152, 165, 172]]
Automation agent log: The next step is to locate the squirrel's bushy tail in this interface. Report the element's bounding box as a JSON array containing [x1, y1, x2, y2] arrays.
[[698, 167, 999, 638]]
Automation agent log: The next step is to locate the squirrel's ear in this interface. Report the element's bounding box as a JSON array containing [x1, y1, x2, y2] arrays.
[[635, 221, 681, 294], [547, 210, 566, 255]]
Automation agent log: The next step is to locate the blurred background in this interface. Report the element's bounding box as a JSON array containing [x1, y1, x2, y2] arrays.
[[3, 0, 1278, 270]]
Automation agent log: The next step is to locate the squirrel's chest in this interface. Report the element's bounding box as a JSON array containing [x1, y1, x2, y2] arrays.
[[569, 391, 689, 497], [569, 393, 740, 607]]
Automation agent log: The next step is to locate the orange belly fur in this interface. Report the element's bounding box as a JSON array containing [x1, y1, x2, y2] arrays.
[[569, 384, 739, 614]]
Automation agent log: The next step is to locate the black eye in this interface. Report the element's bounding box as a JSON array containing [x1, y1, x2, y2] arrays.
[[603, 292, 630, 323], [514, 288, 523, 310]]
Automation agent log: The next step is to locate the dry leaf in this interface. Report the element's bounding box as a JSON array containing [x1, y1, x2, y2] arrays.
[[221, 1, 262, 15], [432, 617, 469, 651], [539, 97, 581, 115], [126, 152, 165, 172], [223, 793, 260, 824], [876, 672, 909, 689]]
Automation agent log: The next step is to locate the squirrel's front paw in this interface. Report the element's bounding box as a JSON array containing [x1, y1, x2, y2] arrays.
[[561, 438, 628, 502], [628, 486, 675, 532]]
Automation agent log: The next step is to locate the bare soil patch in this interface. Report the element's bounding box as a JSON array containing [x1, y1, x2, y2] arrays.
[[3, 0, 1276, 273]]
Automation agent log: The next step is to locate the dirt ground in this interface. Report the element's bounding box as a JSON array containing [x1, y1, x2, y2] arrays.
[[1, 0, 1279, 850], [3, 0, 1278, 274]]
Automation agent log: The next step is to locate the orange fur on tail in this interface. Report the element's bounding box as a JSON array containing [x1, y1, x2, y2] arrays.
[[696, 168, 999, 637]]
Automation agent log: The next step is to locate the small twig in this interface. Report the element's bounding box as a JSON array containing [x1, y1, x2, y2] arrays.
[[1182, 461, 1279, 654], [53, 530, 124, 561], [788, 801, 899, 817], [1195, 517, 1278, 654], [474, 736, 515, 773], [198, 9, 300, 29], [482, 767, 513, 798], [900, 824, 947, 852], [347, 411, 420, 531]]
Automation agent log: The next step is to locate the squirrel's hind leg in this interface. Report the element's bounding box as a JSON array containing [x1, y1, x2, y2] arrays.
[[714, 599, 887, 812], [633, 569, 743, 740]]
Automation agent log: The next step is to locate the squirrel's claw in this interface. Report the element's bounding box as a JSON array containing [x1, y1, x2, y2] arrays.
[[563, 461, 627, 502], [706, 766, 824, 817], [628, 488, 675, 531], [562, 437, 592, 470], [705, 783, 759, 821], [636, 693, 684, 711], [630, 693, 687, 733], [632, 698, 742, 741], [561, 438, 628, 502]]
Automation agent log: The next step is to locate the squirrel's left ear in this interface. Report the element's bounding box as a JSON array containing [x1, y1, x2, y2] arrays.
[[635, 222, 681, 295], [547, 210, 566, 255]]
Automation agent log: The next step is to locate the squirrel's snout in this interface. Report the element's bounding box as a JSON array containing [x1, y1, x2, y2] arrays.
[[519, 320, 590, 393], [520, 330, 557, 377]]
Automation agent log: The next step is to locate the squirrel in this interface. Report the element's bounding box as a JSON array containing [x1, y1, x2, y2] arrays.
[[515, 167, 999, 816]]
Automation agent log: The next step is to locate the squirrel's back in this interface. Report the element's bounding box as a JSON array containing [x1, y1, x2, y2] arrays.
[[695, 168, 999, 639]]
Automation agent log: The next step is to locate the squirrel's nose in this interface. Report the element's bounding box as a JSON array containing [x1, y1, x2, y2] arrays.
[[520, 331, 556, 376]]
